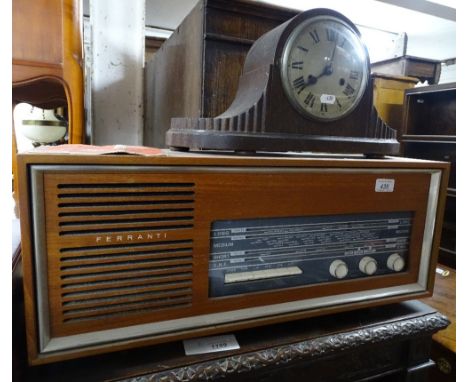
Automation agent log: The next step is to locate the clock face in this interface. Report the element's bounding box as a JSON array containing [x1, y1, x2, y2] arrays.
[[280, 15, 369, 121]]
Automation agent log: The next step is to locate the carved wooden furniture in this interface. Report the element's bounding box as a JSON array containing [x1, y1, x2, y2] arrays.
[[401, 83, 456, 268], [422, 264, 456, 382], [13, 297, 448, 381], [12, 0, 84, 203], [12, 0, 84, 143], [144, 0, 298, 147]]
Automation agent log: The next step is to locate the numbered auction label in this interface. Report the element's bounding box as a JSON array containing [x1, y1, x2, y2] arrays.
[[320, 94, 336, 104], [183, 334, 240, 356], [375, 178, 395, 192]]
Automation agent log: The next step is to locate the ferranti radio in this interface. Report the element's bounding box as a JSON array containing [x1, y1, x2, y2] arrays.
[[17, 145, 449, 364]]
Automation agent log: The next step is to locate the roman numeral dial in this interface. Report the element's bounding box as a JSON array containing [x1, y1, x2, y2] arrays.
[[281, 14, 369, 121]]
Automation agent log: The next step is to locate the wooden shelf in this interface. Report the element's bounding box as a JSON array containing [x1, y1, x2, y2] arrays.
[[402, 134, 455, 143]]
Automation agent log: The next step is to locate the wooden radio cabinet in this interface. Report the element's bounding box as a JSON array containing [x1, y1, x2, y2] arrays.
[[17, 147, 448, 364]]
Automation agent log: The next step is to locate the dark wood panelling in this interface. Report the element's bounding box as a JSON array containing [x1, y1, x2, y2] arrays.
[[401, 83, 456, 268]]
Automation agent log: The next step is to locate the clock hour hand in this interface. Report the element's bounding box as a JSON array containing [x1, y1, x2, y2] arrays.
[[306, 63, 333, 85], [306, 43, 338, 85], [306, 74, 318, 85]]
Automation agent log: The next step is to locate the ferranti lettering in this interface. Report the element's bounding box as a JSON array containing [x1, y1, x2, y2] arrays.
[[95, 232, 168, 243]]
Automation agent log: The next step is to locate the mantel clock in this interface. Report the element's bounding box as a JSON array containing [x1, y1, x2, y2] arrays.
[[167, 8, 399, 155]]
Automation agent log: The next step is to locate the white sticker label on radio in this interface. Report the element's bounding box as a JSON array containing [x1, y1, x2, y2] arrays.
[[320, 94, 336, 104], [375, 179, 395, 192], [183, 334, 240, 356]]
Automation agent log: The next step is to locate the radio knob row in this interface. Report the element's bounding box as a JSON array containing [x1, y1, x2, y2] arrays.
[[329, 254, 405, 279]]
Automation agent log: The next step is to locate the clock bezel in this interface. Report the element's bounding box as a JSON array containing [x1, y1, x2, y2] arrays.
[[280, 14, 370, 122]]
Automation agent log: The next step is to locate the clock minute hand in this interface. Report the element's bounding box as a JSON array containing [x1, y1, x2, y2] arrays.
[[329, 42, 338, 62], [317, 42, 338, 78]]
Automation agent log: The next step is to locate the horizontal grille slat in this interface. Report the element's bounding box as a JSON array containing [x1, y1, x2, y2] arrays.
[[59, 209, 194, 222], [58, 191, 194, 199], [57, 182, 195, 190], [60, 267, 193, 284], [59, 215, 194, 227], [58, 195, 195, 206], [60, 258, 193, 275], [60, 262, 193, 277], [58, 200, 195, 208], [58, 224, 194, 236], [62, 289, 192, 312], [59, 240, 193, 255], [61, 250, 192, 265], [58, 218, 194, 235], [62, 282, 192, 302], [51, 179, 196, 324], [62, 296, 192, 322], [59, 216, 193, 228], [61, 273, 193, 293], [58, 199, 193, 210]]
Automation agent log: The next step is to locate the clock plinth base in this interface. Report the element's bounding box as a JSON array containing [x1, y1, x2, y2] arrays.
[[166, 126, 400, 156]]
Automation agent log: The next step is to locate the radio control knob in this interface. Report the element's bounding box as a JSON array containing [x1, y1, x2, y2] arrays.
[[329, 260, 348, 279], [387, 253, 405, 272], [359, 256, 378, 275]]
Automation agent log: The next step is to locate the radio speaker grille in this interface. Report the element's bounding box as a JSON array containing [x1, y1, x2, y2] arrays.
[[59, 240, 194, 322], [42, 177, 196, 331]]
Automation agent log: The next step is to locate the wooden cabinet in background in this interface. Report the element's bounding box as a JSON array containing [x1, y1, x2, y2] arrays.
[[144, 0, 298, 148], [401, 83, 456, 268], [371, 55, 442, 85], [372, 73, 419, 139]]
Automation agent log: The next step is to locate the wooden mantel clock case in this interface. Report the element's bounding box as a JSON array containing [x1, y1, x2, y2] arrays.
[[166, 8, 399, 155], [17, 147, 448, 364]]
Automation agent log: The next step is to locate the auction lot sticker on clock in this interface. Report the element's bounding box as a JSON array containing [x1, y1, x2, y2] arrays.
[[183, 334, 240, 355], [320, 94, 336, 104]]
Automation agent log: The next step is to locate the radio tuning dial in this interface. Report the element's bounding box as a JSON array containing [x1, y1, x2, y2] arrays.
[[359, 256, 378, 275], [329, 260, 348, 279], [387, 253, 405, 272]]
